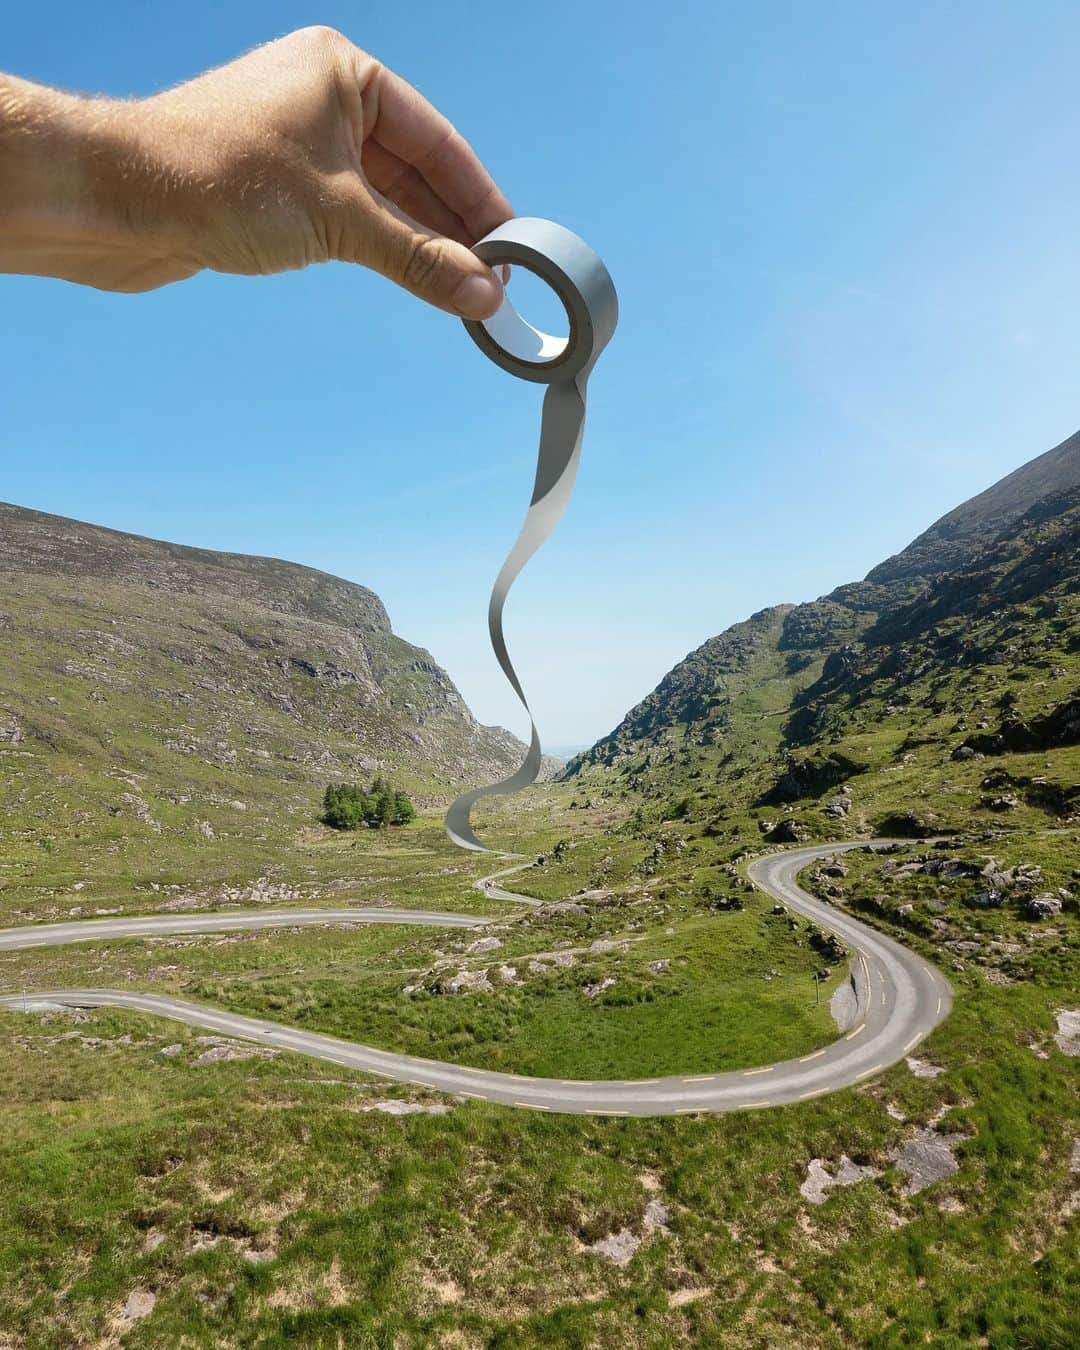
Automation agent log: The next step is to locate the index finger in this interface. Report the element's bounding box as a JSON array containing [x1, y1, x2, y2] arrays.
[[367, 65, 513, 241]]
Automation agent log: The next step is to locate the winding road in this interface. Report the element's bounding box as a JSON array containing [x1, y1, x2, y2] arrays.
[[0, 840, 950, 1115]]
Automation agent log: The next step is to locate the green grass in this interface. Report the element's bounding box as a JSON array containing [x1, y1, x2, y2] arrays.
[[0, 792, 1078, 1346]]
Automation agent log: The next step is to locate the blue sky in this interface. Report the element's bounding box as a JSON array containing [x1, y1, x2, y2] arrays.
[[3, 3, 1080, 749]]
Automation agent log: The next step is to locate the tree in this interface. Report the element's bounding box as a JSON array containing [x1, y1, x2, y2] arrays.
[[321, 778, 416, 831]]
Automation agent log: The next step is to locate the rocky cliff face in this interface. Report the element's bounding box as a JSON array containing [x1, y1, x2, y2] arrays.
[[0, 502, 528, 847]]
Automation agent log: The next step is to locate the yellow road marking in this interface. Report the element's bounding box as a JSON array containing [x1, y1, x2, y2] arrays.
[[593, 1109, 628, 1116], [800, 1049, 826, 1062], [936, 996, 942, 1016], [855, 1064, 883, 1080], [845, 1024, 866, 1041], [683, 1075, 713, 1082], [625, 1079, 660, 1086], [743, 1066, 773, 1076], [562, 1080, 593, 1086], [903, 1034, 921, 1054], [743, 1100, 771, 1109], [676, 1107, 700, 1114], [881, 990, 886, 1005], [798, 1087, 828, 1100], [515, 1101, 550, 1110]]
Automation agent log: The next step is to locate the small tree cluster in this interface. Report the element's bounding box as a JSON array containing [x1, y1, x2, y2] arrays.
[[321, 776, 416, 831]]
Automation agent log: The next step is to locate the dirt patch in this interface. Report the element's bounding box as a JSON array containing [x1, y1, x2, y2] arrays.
[[670, 1286, 711, 1306]]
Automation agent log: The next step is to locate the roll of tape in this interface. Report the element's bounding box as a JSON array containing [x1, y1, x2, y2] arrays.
[[445, 218, 618, 852]]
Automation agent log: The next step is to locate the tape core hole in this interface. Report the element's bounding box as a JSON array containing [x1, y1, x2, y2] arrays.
[[481, 263, 570, 365]]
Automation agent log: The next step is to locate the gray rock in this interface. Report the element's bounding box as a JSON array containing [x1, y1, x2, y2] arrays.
[[1054, 1009, 1080, 1057], [121, 1289, 156, 1324], [587, 1228, 640, 1266], [800, 1155, 880, 1205], [443, 969, 493, 995], [906, 1056, 945, 1079], [643, 1197, 671, 1231], [889, 1128, 964, 1195], [466, 936, 503, 955], [1027, 894, 1063, 920], [363, 1099, 450, 1115]]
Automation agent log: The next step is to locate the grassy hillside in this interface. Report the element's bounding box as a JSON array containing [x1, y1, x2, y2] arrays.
[[0, 501, 530, 901], [565, 447, 1079, 852], [0, 438, 1077, 1346]]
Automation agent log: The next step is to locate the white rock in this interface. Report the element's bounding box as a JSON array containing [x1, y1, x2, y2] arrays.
[[587, 1228, 640, 1266]]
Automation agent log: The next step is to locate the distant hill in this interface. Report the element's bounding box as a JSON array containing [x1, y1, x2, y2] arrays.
[[565, 433, 1080, 840], [0, 502, 528, 856]]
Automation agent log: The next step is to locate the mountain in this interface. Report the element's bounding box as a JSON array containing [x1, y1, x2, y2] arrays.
[[565, 433, 1080, 840], [866, 428, 1080, 588], [0, 502, 527, 855]]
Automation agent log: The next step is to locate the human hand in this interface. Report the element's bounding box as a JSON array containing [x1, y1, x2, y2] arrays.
[[0, 27, 513, 315]]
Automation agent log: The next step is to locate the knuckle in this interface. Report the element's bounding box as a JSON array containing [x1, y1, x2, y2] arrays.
[[402, 235, 448, 294]]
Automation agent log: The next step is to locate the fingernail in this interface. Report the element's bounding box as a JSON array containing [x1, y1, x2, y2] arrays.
[[453, 272, 503, 319]]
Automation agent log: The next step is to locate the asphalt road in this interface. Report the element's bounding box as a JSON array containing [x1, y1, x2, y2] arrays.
[[0, 907, 483, 952], [0, 840, 950, 1115]]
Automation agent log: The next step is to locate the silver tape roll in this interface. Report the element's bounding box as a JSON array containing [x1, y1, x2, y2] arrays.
[[445, 218, 618, 852]]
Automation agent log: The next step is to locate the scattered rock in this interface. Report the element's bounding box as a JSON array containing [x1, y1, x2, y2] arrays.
[[552, 951, 576, 968], [1027, 894, 1063, 920], [119, 1289, 156, 1325], [191, 1037, 277, 1067], [1054, 1010, 1080, 1057], [643, 1197, 671, 1231], [158, 1044, 183, 1059], [442, 969, 493, 995], [584, 977, 617, 999], [888, 1128, 965, 1195], [648, 959, 670, 976], [465, 936, 503, 955], [363, 1100, 450, 1116], [906, 1056, 945, 1079], [800, 1155, 880, 1206], [587, 1229, 640, 1266], [966, 888, 1003, 909], [824, 795, 851, 818]]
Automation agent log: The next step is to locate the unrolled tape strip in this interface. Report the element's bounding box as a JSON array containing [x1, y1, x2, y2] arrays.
[[444, 218, 618, 852]]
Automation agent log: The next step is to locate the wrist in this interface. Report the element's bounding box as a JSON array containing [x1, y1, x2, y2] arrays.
[[0, 75, 190, 284]]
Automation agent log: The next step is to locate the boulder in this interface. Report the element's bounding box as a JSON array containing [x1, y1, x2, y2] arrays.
[[1026, 894, 1063, 920]]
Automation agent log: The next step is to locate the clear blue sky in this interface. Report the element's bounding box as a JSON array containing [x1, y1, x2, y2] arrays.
[[4, 3, 1079, 749]]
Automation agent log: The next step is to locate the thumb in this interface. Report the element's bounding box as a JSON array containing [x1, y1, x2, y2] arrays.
[[358, 196, 504, 320]]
